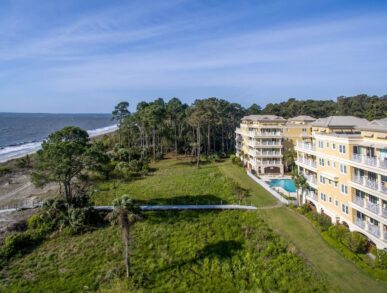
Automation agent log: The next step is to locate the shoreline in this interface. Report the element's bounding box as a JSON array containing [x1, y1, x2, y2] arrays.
[[0, 124, 118, 164]]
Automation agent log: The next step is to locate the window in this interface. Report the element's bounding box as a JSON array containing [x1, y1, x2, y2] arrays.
[[333, 162, 336, 168], [340, 164, 347, 174], [328, 179, 332, 185], [370, 218, 379, 226], [327, 160, 330, 166], [326, 142, 329, 148], [329, 196, 332, 203], [320, 176, 325, 184], [334, 182, 338, 188], [335, 200, 339, 206], [332, 143, 336, 149], [320, 193, 326, 201], [318, 141, 324, 148], [319, 158, 325, 166], [341, 204, 349, 214], [341, 184, 348, 194], [339, 145, 346, 154]]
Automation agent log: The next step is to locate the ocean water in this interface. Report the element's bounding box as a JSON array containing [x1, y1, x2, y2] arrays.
[[0, 113, 117, 163]]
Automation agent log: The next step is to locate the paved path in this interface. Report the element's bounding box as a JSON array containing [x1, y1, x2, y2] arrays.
[[95, 204, 258, 212]]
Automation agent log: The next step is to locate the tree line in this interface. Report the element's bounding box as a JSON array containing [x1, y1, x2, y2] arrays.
[[262, 94, 386, 120]]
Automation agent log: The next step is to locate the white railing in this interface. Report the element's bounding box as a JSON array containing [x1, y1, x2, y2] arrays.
[[296, 142, 316, 151], [260, 132, 282, 137], [366, 201, 380, 214], [261, 141, 281, 146], [261, 161, 282, 166], [383, 208, 387, 219], [297, 157, 317, 168], [384, 232, 387, 242], [367, 223, 380, 238], [351, 153, 387, 170], [302, 173, 317, 185], [261, 151, 281, 156], [352, 176, 379, 191], [353, 197, 365, 207], [305, 191, 318, 201], [355, 218, 366, 229]]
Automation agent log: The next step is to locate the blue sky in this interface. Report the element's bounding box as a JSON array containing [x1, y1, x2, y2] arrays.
[[0, 0, 387, 113]]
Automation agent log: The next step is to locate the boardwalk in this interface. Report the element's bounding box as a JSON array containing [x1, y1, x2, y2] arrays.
[[95, 204, 258, 212]]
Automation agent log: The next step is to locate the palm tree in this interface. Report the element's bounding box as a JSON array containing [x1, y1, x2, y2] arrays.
[[110, 195, 142, 279], [292, 169, 309, 206]]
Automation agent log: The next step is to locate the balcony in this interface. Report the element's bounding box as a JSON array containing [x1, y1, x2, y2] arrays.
[[305, 191, 318, 201], [297, 157, 317, 169], [384, 232, 387, 243], [235, 128, 242, 135], [352, 176, 386, 193], [261, 141, 281, 146], [301, 172, 317, 185], [261, 161, 282, 166], [247, 140, 260, 147], [353, 196, 365, 207], [261, 151, 281, 156], [351, 153, 387, 170], [383, 208, 387, 219], [260, 132, 282, 137], [355, 218, 366, 229], [367, 223, 380, 238], [366, 201, 380, 214], [296, 142, 316, 152]]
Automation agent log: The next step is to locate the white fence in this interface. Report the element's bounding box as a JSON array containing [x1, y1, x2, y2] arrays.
[[246, 171, 297, 206]]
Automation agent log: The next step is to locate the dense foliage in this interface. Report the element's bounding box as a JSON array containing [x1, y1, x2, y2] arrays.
[[262, 94, 386, 119]]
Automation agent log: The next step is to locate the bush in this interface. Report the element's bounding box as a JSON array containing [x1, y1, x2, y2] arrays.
[[374, 249, 387, 269], [298, 204, 311, 215], [0, 166, 11, 176], [328, 224, 349, 242], [0, 230, 44, 263], [344, 232, 368, 254]]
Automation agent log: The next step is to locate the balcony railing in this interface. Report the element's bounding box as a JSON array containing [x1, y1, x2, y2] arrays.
[[351, 153, 387, 170], [367, 223, 380, 238], [305, 191, 318, 201], [260, 132, 282, 137], [366, 201, 380, 214], [297, 157, 317, 168], [301, 172, 317, 185], [384, 232, 387, 243], [353, 197, 365, 207], [261, 141, 281, 146], [352, 176, 385, 193], [383, 208, 387, 219], [261, 161, 282, 166], [296, 142, 316, 151], [261, 151, 281, 156], [355, 218, 366, 229]]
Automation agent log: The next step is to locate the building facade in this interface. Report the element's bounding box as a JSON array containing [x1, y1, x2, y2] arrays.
[[236, 115, 316, 175], [295, 116, 387, 249]]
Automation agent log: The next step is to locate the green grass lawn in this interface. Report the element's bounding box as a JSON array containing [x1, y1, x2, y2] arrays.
[[259, 207, 387, 293], [1, 157, 385, 292]]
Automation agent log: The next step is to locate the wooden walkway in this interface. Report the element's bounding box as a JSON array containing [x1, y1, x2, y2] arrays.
[[95, 204, 258, 212]]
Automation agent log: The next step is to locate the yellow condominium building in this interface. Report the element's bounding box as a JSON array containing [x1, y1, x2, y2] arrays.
[[236, 115, 316, 175], [295, 116, 387, 249]]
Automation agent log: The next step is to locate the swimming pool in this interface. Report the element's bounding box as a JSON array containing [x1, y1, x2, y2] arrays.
[[269, 179, 297, 192]]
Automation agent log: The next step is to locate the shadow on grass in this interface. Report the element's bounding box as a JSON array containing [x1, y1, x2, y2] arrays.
[[136, 240, 243, 287]]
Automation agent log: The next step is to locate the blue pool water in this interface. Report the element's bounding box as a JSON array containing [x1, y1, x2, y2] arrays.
[[269, 179, 297, 192]]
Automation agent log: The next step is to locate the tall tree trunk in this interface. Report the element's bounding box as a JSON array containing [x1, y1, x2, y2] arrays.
[[221, 123, 225, 152], [174, 122, 178, 158], [197, 126, 201, 169], [120, 211, 130, 279], [152, 126, 156, 160], [207, 124, 211, 154]]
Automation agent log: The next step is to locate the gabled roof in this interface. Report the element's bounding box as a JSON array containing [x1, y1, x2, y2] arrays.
[[312, 116, 368, 128], [287, 115, 316, 122], [241, 115, 287, 122]]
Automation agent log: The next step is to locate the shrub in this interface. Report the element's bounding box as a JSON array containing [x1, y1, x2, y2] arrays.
[[344, 232, 368, 254], [0, 230, 43, 261], [374, 249, 387, 269], [0, 166, 11, 176], [298, 204, 311, 215], [328, 225, 349, 242]]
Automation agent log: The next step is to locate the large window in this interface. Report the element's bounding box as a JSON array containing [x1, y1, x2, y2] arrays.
[[341, 184, 348, 194], [340, 164, 347, 174], [341, 204, 349, 214], [339, 145, 346, 154]]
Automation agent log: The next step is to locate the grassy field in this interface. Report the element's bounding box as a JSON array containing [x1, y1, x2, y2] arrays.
[[1, 157, 385, 292]]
